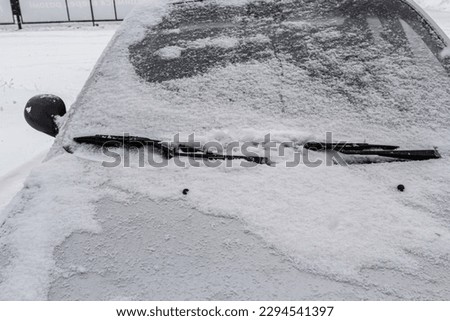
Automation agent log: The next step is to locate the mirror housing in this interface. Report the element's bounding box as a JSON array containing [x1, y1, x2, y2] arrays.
[[24, 94, 66, 137]]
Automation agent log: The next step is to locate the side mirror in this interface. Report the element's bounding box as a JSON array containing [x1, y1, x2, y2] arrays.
[[24, 94, 66, 137]]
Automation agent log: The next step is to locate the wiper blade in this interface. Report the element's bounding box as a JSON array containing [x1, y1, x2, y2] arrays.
[[74, 135, 163, 148], [339, 149, 441, 161], [304, 142, 441, 161], [72, 135, 271, 165], [304, 142, 399, 152], [71, 136, 441, 165]]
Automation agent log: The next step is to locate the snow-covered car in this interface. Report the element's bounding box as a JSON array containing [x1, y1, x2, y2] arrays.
[[1, 0, 450, 300]]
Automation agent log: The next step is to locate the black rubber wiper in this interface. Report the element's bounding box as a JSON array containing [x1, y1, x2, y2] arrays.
[[304, 142, 400, 152], [73, 135, 270, 165], [304, 142, 441, 161]]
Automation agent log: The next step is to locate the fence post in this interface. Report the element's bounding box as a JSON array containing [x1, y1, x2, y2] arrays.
[[113, 0, 118, 20], [16, 14, 21, 29], [89, 0, 95, 26], [65, 0, 71, 21], [10, 0, 22, 29]]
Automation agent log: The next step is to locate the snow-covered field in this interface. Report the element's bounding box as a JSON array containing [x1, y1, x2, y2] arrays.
[[0, 23, 118, 211]]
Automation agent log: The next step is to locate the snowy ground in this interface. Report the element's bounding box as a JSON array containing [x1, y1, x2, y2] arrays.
[[0, 23, 118, 211], [0, 5, 449, 212]]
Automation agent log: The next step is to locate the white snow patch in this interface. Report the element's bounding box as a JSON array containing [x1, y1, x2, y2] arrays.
[[247, 34, 271, 43], [185, 36, 240, 49], [154, 46, 183, 59], [181, 34, 269, 51], [0, 155, 103, 300], [0, 151, 47, 217], [161, 28, 181, 34], [441, 47, 450, 58], [282, 20, 311, 28], [208, 0, 258, 6]]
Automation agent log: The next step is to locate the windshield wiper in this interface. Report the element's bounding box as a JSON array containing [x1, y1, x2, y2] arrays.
[[304, 142, 441, 161], [71, 135, 441, 165], [72, 135, 271, 165]]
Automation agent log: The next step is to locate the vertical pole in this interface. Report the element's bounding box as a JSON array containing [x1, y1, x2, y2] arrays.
[[89, 0, 95, 26], [65, 0, 71, 21], [112, 0, 118, 21], [16, 14, 22, 30], [11, 0, 22, 30]]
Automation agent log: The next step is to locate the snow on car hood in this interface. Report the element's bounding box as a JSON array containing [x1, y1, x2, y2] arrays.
[[1, 0, 450, 299]]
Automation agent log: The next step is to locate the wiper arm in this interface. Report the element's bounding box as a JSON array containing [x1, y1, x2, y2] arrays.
[[304, 142, 441, 161], [304, 142, 400, 152], [72, 135, 271, 165]]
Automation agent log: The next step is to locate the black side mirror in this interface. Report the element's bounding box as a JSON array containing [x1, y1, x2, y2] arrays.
[[24, 94, 66, 137]]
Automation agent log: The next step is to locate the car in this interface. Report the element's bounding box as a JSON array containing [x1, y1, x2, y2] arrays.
[[1, 0, 450, 300]]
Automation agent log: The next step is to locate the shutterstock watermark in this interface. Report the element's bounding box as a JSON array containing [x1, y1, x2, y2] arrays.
[[100, 132, 349, 168]]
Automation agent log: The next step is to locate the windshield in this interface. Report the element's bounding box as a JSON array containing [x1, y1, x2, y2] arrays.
[[130, 0, 450, 83], [126, 0, 450, 141]]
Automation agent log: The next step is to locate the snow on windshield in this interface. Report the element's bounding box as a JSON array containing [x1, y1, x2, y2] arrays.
[[2, 0, 450, 299], [62, 0, 450, 147]]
